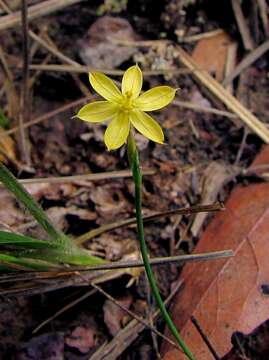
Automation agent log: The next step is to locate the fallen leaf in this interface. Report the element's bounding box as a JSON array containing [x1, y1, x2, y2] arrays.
[[191, 30, 232, 81], [89, 184, 129, 221], [191, 161, 236, 237], [222, 318, 269, 359], [65, 325, 96, 353], [0, 189, 26, 227], [161, 146, 269, 359], [103, 295, 133, 336], [79, 16, 139, 68]]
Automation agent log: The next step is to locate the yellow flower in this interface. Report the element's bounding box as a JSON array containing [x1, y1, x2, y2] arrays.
[[76, 65, 176, 150]]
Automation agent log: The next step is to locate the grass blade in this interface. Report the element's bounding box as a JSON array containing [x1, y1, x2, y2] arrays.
[[0, 231, 58, 249], [0, 253, 59, 270], [0, 162, 71, 248]]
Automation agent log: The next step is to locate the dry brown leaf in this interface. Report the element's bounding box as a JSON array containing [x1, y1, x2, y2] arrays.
[[191, 161, 236, 237], [79, 16, 138, 68], [191, 30, 233, 81], [103, 295, 133, 336], [65, 326, 96, 353], [162, 146, 269, 359]]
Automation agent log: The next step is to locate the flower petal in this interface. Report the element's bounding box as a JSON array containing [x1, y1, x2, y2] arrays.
[[104, 112, 130, 150], [134, 86, 176, 111], [130, 110, 164, 144], [89, 72, 122, 103], [76, 101, 118, 122], [122, 65, 143, 99]]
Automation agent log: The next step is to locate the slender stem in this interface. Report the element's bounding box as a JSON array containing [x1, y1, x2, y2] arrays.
[[127, 134, 195, 360]]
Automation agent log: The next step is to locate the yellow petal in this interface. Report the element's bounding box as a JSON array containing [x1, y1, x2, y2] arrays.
[[76, 101, 118, 122], [122, 65, 143, 99], [130, 110, 164, 144], [104, 112, 130, 150], [89, 72, 122, 103], [134, 86, 176, 111]]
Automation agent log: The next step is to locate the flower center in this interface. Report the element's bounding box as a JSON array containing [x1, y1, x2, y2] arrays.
[[121, 93, 134, 111]]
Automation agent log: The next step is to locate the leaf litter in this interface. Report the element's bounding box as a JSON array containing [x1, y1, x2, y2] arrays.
[[0, 0, 269, 358]]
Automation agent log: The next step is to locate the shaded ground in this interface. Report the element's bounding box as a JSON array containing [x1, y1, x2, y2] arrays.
[[0, 0, 268, 358]]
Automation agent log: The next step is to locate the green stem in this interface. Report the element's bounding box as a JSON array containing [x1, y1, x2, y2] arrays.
[[127, 134, 195, 360]]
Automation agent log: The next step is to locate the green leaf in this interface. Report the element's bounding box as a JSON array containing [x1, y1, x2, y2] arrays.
[[0, 231, 58, 249], [0, 253, 58, 271], [19, 248, 106, 266], [0, 162, 71, 249]]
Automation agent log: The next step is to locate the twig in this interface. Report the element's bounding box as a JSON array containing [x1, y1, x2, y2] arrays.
[[0, 0, 9, 14], [176, 29, 224, 43], [91, 283, 180, 352], [223, 39, 269, 86], [1, 1, 80, 69], [0, 250, 233, 282], [19, 0, 31, 166], [224, 42, 238, 93], [176, 45, 269, 143], [173, 99, 237, 119], [75, 203, 224, 244], [1, 169, 155, 186], [22, 63, 190, 76], [0, 46, 13, 82], [257, 0, 269, 37], [0, 0, 84, 31], [231, 0, 254, 50], [89, 279, 183, 360], [191, 316, 220, 360], [29, 30, 80, 67], [146, 281, 161, 358], [0, 249, 233, 297], [32, 288, 96, 333], [65, 250, 234, 272], [0, 45, 20, 128], [0, 96, 91, 137], [110, 39, 170, 48], [234, 128, 248, 165]]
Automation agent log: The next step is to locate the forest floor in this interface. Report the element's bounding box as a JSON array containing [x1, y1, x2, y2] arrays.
[[0, 0, 269, 359]]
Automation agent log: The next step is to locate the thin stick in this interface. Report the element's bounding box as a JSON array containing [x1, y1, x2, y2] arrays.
[[21, 63, 190, 76], [0, 0, 84, 31], [29, 30, 80, 67], [177, 29, 224, 43], [223, 39, 269, 86], [0, 169, 155, 186], [75, 203, 224, 244], [20, 0, 31, 166], [0, 0, 9, 14], [231, 0, 254, 50], [90, 279, 183, 360], [0, 2, 80, 71], [92, 283, 180, 351], [176, 45, 269, 143], [173, 99, 237, 119], [32, 289, 96, 333], [257, 0, 269, 37], [0, 96, 90, 137], [191, 316, 220, 359], [65, 250, 234, 272], [0, 250, 234, 277]]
